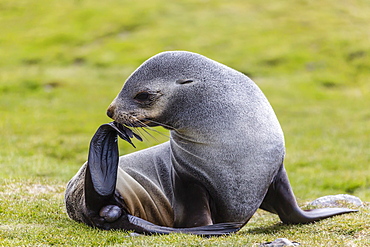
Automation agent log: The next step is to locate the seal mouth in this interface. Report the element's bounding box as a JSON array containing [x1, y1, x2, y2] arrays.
[[133, 118, 160, 127], [114, 113, 174, 131], [109, 121, 143, 142], [115, 116, 162, 128]]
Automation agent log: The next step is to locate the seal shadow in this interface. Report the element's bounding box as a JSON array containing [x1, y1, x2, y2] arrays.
[[242, 222, 303, 235]]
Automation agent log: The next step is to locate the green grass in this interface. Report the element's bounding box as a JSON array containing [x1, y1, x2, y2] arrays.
[[0, 0, 369, 245]]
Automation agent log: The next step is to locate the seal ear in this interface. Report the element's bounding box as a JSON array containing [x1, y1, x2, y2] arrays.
[[176, 79, 194, 85]]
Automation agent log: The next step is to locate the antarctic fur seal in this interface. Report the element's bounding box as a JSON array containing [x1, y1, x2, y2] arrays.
[[65, 51, 356, 236]]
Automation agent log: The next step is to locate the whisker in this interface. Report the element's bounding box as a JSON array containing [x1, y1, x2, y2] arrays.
[[127, 117, 156, 142], [119, 120, 143, 141], [133, 118, 162, 142], [143, 119, 174, 130], [118, 116, 171, 143], [125, 121, 146, 142], [130, 116, 149, 130], [148, 127, 170, 139], [142, 126, 170, 139], [132, 117, 170, 140], [125, 121, 134, 128], [135, 128, 149, 141], [141, 126, 160, 142]]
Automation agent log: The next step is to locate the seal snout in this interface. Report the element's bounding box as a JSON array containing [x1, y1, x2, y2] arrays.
[[107, 104, 116, 119]]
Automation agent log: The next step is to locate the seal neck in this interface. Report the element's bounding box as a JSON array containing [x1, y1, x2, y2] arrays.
[[168, 102, 285, 172]]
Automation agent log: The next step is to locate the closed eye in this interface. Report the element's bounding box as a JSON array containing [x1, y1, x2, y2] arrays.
[[176, 79, 194, 85]]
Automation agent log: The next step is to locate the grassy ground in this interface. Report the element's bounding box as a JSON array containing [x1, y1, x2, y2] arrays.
[[0, 0, 369, 246]]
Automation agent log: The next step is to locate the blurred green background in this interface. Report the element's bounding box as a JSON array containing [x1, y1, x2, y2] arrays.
[[1, 0, 369, 198], [0, 0, 369, 244]]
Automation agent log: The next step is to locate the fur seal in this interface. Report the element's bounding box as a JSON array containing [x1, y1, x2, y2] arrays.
[[65, 51, 356, 236]]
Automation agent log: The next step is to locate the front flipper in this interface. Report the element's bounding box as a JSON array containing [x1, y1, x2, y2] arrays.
[[260, 165, 357, 224], [83, 122, 134, 225]]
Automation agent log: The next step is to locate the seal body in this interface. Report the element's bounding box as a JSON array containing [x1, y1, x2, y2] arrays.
[[65, 51, 356, 235]]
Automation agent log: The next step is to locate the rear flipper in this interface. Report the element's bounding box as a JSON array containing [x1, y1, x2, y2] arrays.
[[260, 164, 357, 224], [65, 122, 242, 236]]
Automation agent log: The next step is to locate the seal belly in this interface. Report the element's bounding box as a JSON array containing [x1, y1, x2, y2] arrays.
[[115, 167, 174, 227]]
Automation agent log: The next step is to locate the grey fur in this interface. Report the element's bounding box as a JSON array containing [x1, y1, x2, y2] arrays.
[[66, 51, 356, 234]]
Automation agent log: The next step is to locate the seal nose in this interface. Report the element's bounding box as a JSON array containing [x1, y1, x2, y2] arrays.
[[107, 104, 116, 119]]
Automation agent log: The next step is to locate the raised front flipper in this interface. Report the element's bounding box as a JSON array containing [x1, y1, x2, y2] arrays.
[[83, 122, 137, 228], [67, 122, 242, 236], [260, 164, 357, 224]]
